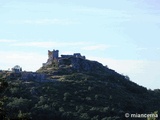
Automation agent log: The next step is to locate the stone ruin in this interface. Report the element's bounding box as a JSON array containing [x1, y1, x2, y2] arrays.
[[43, 49, 86, 67], [43, 50, 59, 66], [12, 65, 22, 73], [21, 72, 46, 82]]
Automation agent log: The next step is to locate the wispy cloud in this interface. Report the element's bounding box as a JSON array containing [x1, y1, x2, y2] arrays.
[[74, 7, 131, 21], [12, 41, 58, 48], [82, 44, 111, 51], [157, 48, 160, 50], [9, 18, 79, 25], [11, 41, 87, 48], [11, 41, 113, 51], [75, 8, 129, 16], [88, 56, 148, 74], [0, 39, 17, 43], [136, 47, 160, 51], [0, 51, 46, 71], [75, 7, 160, 23], [136, 47, 148, 51]]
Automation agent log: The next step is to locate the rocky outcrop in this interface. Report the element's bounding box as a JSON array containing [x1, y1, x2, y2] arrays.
[[58, 57, 116, 74], [37, 56, 119, 78], [65, 57, 106, 72]]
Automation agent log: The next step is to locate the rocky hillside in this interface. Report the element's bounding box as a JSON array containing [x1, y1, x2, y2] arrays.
[[37, 57, 119, 77], [0, 57, 160, 120]]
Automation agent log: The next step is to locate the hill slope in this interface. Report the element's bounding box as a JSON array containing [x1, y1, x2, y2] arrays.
[[0, 57, 160, 120]]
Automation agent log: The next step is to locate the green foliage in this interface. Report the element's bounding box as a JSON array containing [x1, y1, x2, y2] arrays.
[[6, 97, 30, 114], [0, 67, 160, 120], [17, 110, 31, 119], [0, 78, 8, 90], [0, 78, 8, 120], [80, 113, 90, 120]]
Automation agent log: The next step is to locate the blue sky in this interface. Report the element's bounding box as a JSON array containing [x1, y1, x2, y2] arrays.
[[0, 0, 160, 89]]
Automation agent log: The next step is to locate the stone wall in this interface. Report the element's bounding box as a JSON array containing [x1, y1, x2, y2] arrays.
[[21, 72, 46, 82]]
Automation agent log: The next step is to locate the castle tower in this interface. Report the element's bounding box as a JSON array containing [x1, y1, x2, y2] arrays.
[[48, 49, 59, 60], [52, 49, 59, 59]]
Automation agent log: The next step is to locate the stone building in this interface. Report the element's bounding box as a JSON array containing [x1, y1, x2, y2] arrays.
[[12, 65, 22, 73]]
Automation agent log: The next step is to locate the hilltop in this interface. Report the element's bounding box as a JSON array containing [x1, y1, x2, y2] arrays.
[[37, 49, 121, 81], [0, 49, 160, 120]]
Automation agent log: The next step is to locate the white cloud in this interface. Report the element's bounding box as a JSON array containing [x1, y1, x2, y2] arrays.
[[11, 41, 86, 48], [9, 18, 79, 25], [157, 48, 160, 50], [74, 7, 131, 22], [82, 44, 110, 51], [136, 47, 148, 51], [12, 41, 57, 48], [88, 57, 148, 74], [75, 7, 130, 17], [0, 51, 46, 71], [75, 7, 160, 23], [0, 39, 17, 43], [4, 39, 111, 52]]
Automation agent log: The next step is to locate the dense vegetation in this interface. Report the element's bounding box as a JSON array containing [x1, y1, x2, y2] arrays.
[[0, 58, 160, 120]]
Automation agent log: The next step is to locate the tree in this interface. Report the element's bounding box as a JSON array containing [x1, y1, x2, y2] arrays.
[[0, 78, 8, 90], [17, 110, 31, 119], [0, 78, 8, 119]]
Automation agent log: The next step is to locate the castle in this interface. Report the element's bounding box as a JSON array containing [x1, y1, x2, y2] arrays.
[[43, 49, 85, 66]]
